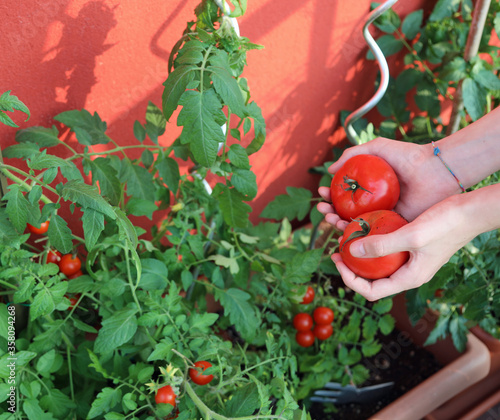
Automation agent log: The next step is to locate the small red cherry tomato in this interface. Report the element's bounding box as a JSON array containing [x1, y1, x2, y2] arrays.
[[313, 323, 333, 340], [189, 361, 214, 386], [301, 286, 315, 304], [296, 330, 315, 347], [46, 250, 62, 265], [293, 313, 313, 331], [313, 307, 334, 325], [27, 221, 50, 234], [155, 385, 176, 406], [66, 294, 81, 309], [59, 254, 82, 276]]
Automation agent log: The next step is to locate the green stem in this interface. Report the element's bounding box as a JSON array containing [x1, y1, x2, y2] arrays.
[[0, 165, 55, 203], [200, 45, 214, 94], [66, 345, 75, 402]]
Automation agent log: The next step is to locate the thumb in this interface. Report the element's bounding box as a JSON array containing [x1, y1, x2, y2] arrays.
[[349, 230, 412, 258]]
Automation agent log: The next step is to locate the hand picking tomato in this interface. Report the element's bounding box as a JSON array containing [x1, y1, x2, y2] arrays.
[[301, 286, 315, 304], [293, 313, 313, 331], [46, 250, 62, 265], [189, 361, 214, 385], [59, 254, 82, 276], [313, 307, 334, 325], [313, 323, 333, 340], [330, 155, 400, 221], [296, 330, 315, 347], [155, 385, 176, 406], [339, 210, 409, 280], [27, 221, 50, 234]]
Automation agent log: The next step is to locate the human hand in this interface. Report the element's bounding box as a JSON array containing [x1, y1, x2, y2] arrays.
[[317, 137, 462, 225]]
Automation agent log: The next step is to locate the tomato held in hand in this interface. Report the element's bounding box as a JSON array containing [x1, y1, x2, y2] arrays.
[[330, 155, 400, 221], [27, 221, 50, 234], [313, 323, 333, 340], [313, 307, 334, 325], [339, 210, 409, 280], [59, 254, 82, 276], [296, 330, 315, 347], [46, 250, 62, 265], [293, 313, 313, 331], [155, 385, 176, 406], [301, 286, 315, 304], [189, 361, 214, 386]]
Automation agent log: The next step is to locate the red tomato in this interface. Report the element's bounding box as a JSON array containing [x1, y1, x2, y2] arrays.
[[67, 270, 83, 280], [59, 254, 82, 276], [301, 286, 315, 304], [155, 385, 176, 406], [189, 361, 214, 385], [66, 294, 81, 309], [46, 250, 62, 265], [295, 330, 315, 347], [330, 155, 400, 221], [313, 323, 333, 340], [293, 313, 313, 331], [339, 210, 409, 280], [313, 307, 334, 325], [27, 221, 50, 234]]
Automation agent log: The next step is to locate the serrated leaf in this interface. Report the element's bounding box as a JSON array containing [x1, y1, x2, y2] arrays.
[[3, 185, 29, 232], [215, 184, 251, 228], [47, 215, 73, 254], [88, 387, 123, 419], [284, 249, 323, 283], [224, 383, 260, 417], [144, 102, 166, 144], [61, 180, 116, 219], [215, 288, 258, 340], [474, 70, 500, 91], [120, 159, 156, 202], [208, 63, 246, 117], [88, 157, 121, 206], [401, 9, 423, 40], [82, 208, 105, 250], [16, 125, 59, 148], [39, 389, 76, 418], [94, 308, 138, 354], [140, 258, 168, 290], [372, 298, 393, 314], [208, 254, 239, 274], [429, 0, 461, 22], [133, 120, 146, 142], [231, 168, 257, 199], [22, 399, 56, 420], [54, 109, 110, 145], [367, 35, 403, 60], [424, 314, 450, 346], [245, 102, 266, 155], [157, 156, 180, 195], [228, 144, 250, 169], [126, 198, 158, 219], [2, 142, 40, 159], [463, 78, 486, 121], [30, 282, 68, 321], [378, 313, 395, 335], [147, 339, 174, 361], [260, 187, 312, 221], [0, 90, 30, 127], [162, 65, 197, 122], [415, 79, 441, 117]]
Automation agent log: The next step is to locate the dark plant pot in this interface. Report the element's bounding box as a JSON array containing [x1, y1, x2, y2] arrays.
[[368, 293, 491, 420]]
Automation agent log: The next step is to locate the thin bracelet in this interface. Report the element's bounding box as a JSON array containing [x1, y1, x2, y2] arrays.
[[431, 141, 466, 193]]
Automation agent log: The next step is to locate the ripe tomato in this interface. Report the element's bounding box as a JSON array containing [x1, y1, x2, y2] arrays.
[[59, 254, 82, 276], [293, 313, 313, 331], [339, 210, 409, 280], [313, 307, 334, 325], [296, 330, 315, 347], [313, 323, 333, 340], [301, 286, 315, 304], [330, 155, 400, 221], [27, 221, 50, 234], [189, 361, 214, 386], [155, 385, 176, 406], [66, 294, 81, 309], [46, 250, 62, 265], [67, 270, 83, 280]]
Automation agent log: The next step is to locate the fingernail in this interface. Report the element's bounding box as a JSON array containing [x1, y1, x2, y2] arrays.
[[351, 242, 366, 258]]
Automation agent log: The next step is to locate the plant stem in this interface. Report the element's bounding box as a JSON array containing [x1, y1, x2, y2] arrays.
[[0, 165, 55, 203]]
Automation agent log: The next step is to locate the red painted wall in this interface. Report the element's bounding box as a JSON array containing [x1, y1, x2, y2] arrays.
[[1, 0, 434, 223]]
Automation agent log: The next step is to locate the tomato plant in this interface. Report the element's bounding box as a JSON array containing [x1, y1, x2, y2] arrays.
[[293, 313, 313, 331], [27, 220, 49, 234], [339, 210, 409, 279], [330, 154, 400, 221], [46, 249, 62, 265], [295, 330, 315, 347], [301, 286, 315, 304], [313, 323, 333, 340], [59, 254, 82, 276], [189, 361, 214, 386], [313, 307, 334, 325], [155, 385, 176, 406]]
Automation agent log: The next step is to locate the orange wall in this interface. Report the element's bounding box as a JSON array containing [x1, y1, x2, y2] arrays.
[[1, 0, 435, 223]]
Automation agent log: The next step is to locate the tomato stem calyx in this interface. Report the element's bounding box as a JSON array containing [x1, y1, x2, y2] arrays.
[[340, 218, 371, 252], [341, 176, 373, 201]]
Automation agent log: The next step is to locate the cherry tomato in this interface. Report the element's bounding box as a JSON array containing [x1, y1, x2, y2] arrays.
[[330, 155, 400, 221], [67, 270, 83, 280], [189, 361, 214, 385], [339, 210, 409, 280], [27, 221, 50, 234], [301, 286, 315, 304], [46, 250, 62, 265], [66, 294, 81, 309], [313, 323, 333, 340], [296, 330, 315, 347], [155, 385, 176, 406], [293, 313, 313, 331], [59, 254, 82, 276], [313, 307, 334, 325]]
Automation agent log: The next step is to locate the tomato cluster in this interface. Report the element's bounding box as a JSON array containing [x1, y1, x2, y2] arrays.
[[331, 155, 409, 279], [45, 250, 84, 308], [293, 306, 335, 347]]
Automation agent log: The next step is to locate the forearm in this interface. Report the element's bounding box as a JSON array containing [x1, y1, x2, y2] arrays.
[[436, 107, 500, 189], [461, 182, 500, 236]]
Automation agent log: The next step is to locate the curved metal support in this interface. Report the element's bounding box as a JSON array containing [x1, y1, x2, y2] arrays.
[[344, 0, 399, 145]]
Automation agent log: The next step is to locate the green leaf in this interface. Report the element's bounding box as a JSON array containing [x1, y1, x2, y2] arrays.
[[120, 160, 156, 202], [133, 120, 146, 142], [177, 89, 226, 167], [474, 70, 500, 91], [61, 180, 116, 219], [30, 282, 68, 321], [463, 78, 486, 121], [208, 61, 246, 117], [449, 316, 468, 352], [82, 208, 105, 250], [87, 157, 121, 206], [16, 126, 59, 148], [429, 0, 461, 22], [0, 90, 30, 128], [208, 254, 240, 274], [2, 142, 40, 159], [260, 187, 312, 221], [54, 109, 110, 146], [224, 383, 260, 417], [415, 79, 441, 118], [144, 102, 166, 144], [231, 168, 257, 199], [216, 288, 259, 340], [367, 35, 403, 60], [88, 387, 123, 419], [40, 389, 76, 418], [401, 10, 423, 40], [47, 215, 73, 254], [94, 308, 138, 354], [372, 3, 401, 33], [115, 207, 139, 250], [245, 102, 266, 155], [3, 185, 29, 232], [424, 314, 450, 346], [440, 57, 467, 82], [228, 144, 250, 169], [22, 399, 56, 420], [215, 184, 251, 228], [372, 298, 393, 314], [284, 249, 323, 283], [126, 198, 158, 219], [162, 65, 197, 122], [140, 258, 168, 290], [378, 314, 395, 335], [157, 156, 180, 195]]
